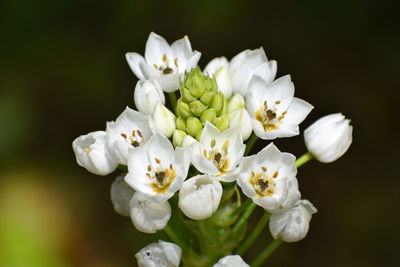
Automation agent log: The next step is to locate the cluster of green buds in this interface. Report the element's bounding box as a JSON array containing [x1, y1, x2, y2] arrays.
[[173, 68, 230, 146]]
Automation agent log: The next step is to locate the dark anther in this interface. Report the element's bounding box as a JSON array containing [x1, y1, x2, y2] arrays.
[[163, 67, 173, 74], [214, 153, 222, 163], [132, 141, 140, 147], [266, 110, 276, 120], [155, 171, 165, 185], [258, 179, 269, 191]]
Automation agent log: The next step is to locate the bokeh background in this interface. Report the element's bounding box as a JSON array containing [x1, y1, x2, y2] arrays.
[[1, 0, 399, 266]]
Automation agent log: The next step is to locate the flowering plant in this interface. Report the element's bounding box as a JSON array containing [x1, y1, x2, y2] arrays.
[[73, 32, 353, 267]]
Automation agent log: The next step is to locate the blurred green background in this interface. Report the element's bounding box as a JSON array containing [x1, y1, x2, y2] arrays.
[[0, 0, 399, 266]]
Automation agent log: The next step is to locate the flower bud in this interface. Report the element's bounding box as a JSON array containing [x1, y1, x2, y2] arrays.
[[210, 92, 225, 115], [200, 91, 216, 105], [229, 108, 252, 141], [269, 200, 317, 243], [134, 80, 165, 115], [189, 100, 208, 116], [216, 114, 230, 132], [181, 135, 197, 147], [200, 108, 217, 125], [176, 99, 192, 118], [214, 66, 233, 99], [228, 93, 245, 113], [172, 130, 187, 147], [304, 113, 353, 163], [195, 128, 203, 141], [135, 240, 181, 267], [186, 117, 203, 137], [180, 87, 196, 102], [213, 255, 249, 267], [175, 116, 186, 131], [152, 103, 176, 138], [183, 68, 208, 98], [178, 175, 223, 220]]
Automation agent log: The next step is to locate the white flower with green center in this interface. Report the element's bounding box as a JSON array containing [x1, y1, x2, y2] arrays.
[[246, 75, 313, 140], [72, 131, 118, 175], [106, 107, 153, 165], [304, 113, 353, 163], [213, 255, 249, 267], [178, 174, 223, 220], [110, 174, 135, 216], [269, 199, 317, 242], [237, 143, 300, 213], [204, 47, 277, 98], [126, 32, 201, 92], [130, 192, 171, 233], [125, 133, 190, 203], [134, 79, 165, 115], [135, 240, 181, 267], [191, 122, 245, 182]]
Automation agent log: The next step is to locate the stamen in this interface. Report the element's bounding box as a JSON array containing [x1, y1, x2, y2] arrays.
[[121, 133, 127, 139], [266, 110, 276, 120], [261, 166, 267, 172], [273, 171, 279, 178], [147, 165, 152, 172], [163, 67, 173, 74], [275, 100, 281, 104], [162, 54, 168, 62], [137, 130, 143, 138], [210, 139, 216, 148], [155, 158, 161, 164], [174, 58, 178, 67], [84, 148, 90, 153], [214, 152, 222, 164]]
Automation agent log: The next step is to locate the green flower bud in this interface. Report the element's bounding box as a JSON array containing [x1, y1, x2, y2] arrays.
[[216, 114, 230, 132], [211, 92, 225, 115], [176, 116, 186, 131], [184, 68, 206, 98], [172, 130, 187, 147], [200, 91, 216, 105], [180, 87, 196, 102], [195, 128, 203, 141], [186, 117, 203, 137], [189, 100, 208, 117], [228, 93, 245, 113], [200, 108, 217, 125], [176, 99, 192, 118], [219, 94, 228, 116]]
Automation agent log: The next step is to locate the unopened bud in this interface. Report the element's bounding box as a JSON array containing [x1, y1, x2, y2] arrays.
[[200, 91, 216, 105], [211, 92, 224, 115], [181, 135, 197, 147], [180, 87, 196, 102], [176, 116, 186, 131], [186, 117, 203, 137], [228, 93, 245, 113], [152, 103, 176, 138], [216, 114, 230, 132], [195, 128, 203, 141], [173, 130, 187, 147], [176, 99, 192, 118], [189, 100, 208, 116], [200, 108, 217, 125], [229, 108, 252, 140], [214, 66, 233, 99]]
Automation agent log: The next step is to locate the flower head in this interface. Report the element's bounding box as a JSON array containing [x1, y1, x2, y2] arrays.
[[269, 199, 317, 242], [304, 113, 353, 163], [125, 133, 190, 203], [126, 32, 201, 92], [72, 131, 118, 175], [246, 75, 313, 140], [178, 174, 223, 220], [135, 240, 181, 267], [191, 122, 245, 182], [237, 143, 300, 213], [106, 107, 153, 165]]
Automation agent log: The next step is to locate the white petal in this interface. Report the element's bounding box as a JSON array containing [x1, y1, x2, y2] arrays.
[[191, 142, 220, 175], [126, 52, 146, 80], [72, 131, 118, 175], [130, 192, 171, 233], [145, 32, 172, 65], [214, 66, 233, 99], [134, 80, 165, 115], [284, 97, 313, 125], [110, 174, 135, 216], [152, 103, 176, 138], [213, 255, 249, 267], [204, 57, 229, 75], [178, 175, 222, 220], [229, 108, 253, 141], [135, 240, 181, 267]]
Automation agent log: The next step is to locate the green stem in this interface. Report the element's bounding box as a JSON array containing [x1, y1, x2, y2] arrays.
[[233, 202, 256, 233], [231, 198, 252, 217], [295, 152, 314, 168], [251, 238, 283, 267], [164, 225, 188, 250], [168, 92, 178, 111], [236, 212, 270, 255], [245, 133, 258, 155]]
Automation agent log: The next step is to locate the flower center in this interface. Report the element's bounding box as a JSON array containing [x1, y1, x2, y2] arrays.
[[120, 129, 144, 147], [255, 100, 287, 132], [152, 54, 178, 75], [249, 166, 279, 197], [202, 139, 230, 175], [146, 158, 176, 194]]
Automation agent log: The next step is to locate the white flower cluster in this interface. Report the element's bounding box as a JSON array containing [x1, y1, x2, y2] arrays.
[[72, 32, 353, 266]]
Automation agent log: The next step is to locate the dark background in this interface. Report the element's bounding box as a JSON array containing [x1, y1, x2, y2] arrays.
[[0, 0, 399, 266]]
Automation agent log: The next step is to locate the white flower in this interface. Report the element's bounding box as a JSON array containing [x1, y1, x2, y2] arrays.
[[126, 32, 201, 92], [135, 240, 181, 267], [237, 143, 300, 213], [191, 122, 245, 182], [130, 192, 171, 233], [110, 174, 135, 216], [152, 103, 176, 138], [229, 108, 253, 141], [269, 199, 317, 242], [213, 255, 249, 267], [304, 113, 353, 163], [178, 175, 223, 220], [246, 75, 313, 140], [134, 79, 165, 115], [204, 48, 277, 97], [106, 107, 153, 165], [72, 131, 118, 175], [125, 133, 190, 203]]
